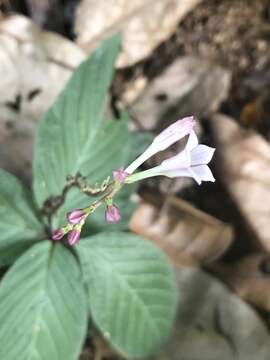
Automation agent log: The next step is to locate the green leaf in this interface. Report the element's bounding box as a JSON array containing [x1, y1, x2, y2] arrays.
[[34, 34, 121, 208], [0, 241, 87, 360], [0, 169, 43, 266], [77, 232, 177, 358]]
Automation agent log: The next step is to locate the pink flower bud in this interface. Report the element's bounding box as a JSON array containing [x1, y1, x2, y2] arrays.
[[105, 205, 121, 223], [67, 209, 86, 225], [113, 169, 129, 183], [52, 228, 65, 241], [68, 229, 81, 246]]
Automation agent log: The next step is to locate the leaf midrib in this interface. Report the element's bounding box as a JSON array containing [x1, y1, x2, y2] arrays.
[[93, 249, 162, 339], [27, 244, 54, 360]]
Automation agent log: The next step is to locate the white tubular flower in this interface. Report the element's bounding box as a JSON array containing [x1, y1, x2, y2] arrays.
[[124, 116, 195, 174], [126, 131, 215, 185]]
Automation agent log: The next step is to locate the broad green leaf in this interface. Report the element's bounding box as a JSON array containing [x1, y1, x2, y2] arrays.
[[0, 241, 87, 360], [77, 232, 177, 358], [34, 34, 121, 208], [0, 169, 43, 266]]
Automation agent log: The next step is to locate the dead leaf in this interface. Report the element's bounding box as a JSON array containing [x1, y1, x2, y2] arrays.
[[210, 113, 270, 253], [75, 0, 203, 67], [129, 195, 233, 266], [25, 0, 51, 27], [91, 330, 121, 360], [210, 254, 270, 311], [240, 91, 270, 131], [0, 15, 85, 181], [240, 95, 265, 128], [130, 57, 231, 130], [151, 268, 270, 360]]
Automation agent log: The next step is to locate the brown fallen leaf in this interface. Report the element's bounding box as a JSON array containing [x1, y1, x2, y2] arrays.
[[91, 330, 121, 360], [0, 15, 85, 181], [210, 113, 270, 253], [210, 254, 270, 311], [130, 57, 231, 131], [151, 268, 270, 360], [75, 0, 203, 67], [240, 91, 270, 135], [240, 95, 265, 128], [129, 195, 233, 267]]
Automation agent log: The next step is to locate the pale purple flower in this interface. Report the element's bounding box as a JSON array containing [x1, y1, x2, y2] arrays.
[[68, 229, 81, 246], [113, 169, 129, 182], [67, 209, 87, 225], [105, 205, 121, 223], [126, 131, 215, 185], [124, 116, 195, 174], [52, 228, 65, 241], [157, 131, 215, 184]]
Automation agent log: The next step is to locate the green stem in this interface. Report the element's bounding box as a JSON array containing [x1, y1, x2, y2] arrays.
[[84, 181, 123, 215], [125, 166, 161, 183]]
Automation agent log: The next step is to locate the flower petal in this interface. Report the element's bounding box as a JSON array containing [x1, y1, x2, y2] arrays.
[[125, 116, 195, 174], [158, 167, 202, 184], [192, 165, 215, 183], [191, 145, 215, 166], [152, 116, 195, 150], [186, 130, 199, 151], [159, 149, 191, 171], [159, 167, 192, 178]]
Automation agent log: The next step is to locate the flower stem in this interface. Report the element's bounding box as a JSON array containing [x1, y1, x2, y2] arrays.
[[125, 166, 161, 183]]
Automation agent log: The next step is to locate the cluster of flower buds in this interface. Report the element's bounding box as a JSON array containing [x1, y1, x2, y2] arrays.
[[52, 209, 87, 245], [52, 174, 125, 245], [52, 116, 215, 245]]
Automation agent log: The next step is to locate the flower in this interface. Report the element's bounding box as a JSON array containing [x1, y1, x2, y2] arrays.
[[124, 116, 195, 174], [126, 131, 215, 185], [68, 229, 81, 246], [105, 205, 121, 223], [158, 130, 215, 184], [60, 115, 213, 243], [52, 228, 65, 241], [67, 209, 87, 225]]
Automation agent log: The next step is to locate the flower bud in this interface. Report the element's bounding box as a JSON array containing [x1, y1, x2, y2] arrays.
[[52, 228, 65, 241], [113, 169, 129, 183], [67, 229, 81, 246], [105, 205, 121, 223], [67, 209, 87, 225]]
